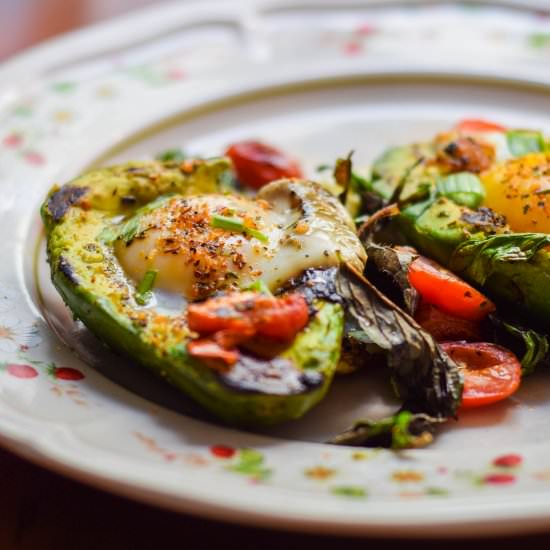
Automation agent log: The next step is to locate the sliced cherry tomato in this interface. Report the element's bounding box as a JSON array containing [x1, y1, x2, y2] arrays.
[[414, 301, 482, 342], [187, 291, 309, 344], [455, 119, 506, 134], [225, 140, 303, 190], [408, 256, 495, 322], [187, 339, 240, 367], [440, 342, 521, 409]]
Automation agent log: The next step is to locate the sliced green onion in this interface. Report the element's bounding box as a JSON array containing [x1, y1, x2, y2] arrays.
[[211, 214, 245, 232], [436, 172, 485, 209], [506, 130, 545, 157], [244, 279, 273, 296], [136, 269, 158, 305], [244, 227, 269, 243], [211, 214, 269, 242]]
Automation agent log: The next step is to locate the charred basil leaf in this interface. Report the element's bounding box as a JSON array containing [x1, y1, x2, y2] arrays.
[[333, 153, 372, 218], [329, 411, 445, 449], [490, 314, 549, 376], [366, 242, 420, 315], [334, 264, 462, 418]]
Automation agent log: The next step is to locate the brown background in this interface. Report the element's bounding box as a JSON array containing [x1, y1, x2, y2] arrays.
[[2, 0, 550, 547]]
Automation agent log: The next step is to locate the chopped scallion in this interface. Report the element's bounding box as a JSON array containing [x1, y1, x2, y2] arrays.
[[244, 227, 269, 243], [506, 130, 545, 157], [211, 214, 245, 232], [136, 269, 158, 305], [211, 214, 269, 242], [436, 172, 485, 209]]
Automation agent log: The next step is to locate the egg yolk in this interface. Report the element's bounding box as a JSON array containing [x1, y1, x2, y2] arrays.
[[481, 153, 550, 233], [115, 187, 365, 301]]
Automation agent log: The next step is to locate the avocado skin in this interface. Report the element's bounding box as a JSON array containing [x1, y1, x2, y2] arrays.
[[42, 159, 344, 426]]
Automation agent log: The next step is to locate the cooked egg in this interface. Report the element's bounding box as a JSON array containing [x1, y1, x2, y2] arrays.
[[116, 180, 366, 300], [481, 152, 550, 233]]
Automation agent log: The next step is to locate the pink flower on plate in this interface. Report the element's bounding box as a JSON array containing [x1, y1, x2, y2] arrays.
[[483, 473, 516, 485], [23, 151, 45, 166], [167, 67, 186, 81], [356, 23, 377, 36], [493, 454, 522, 468], [343, 41, 362, 56], [3, 133, 22, 148], [5, 364, 38, 379]]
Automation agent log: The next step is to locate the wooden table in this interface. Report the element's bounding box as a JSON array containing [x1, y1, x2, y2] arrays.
[[2, 1, 550, 546], [1, 444, 549, 549]]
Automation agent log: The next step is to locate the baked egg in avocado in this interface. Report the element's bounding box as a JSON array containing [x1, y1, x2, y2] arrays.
[[41, 157, 366, 425]]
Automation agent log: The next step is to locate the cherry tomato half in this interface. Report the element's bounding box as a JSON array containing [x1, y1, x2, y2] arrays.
[[408, 256, 495, 322], [455, 119, 507, 134], [225, 140, 303, 190], [441, 342, 521, 409], [187, 291, 309, 343], [414, 301, 482, 342]]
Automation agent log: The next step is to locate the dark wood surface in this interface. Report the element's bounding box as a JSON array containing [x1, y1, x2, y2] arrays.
[[1, 444, 550, 549], [2, 1, 550, 547]]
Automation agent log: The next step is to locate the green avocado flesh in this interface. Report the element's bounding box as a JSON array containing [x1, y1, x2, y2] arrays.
[[41, 159, 344, 426]]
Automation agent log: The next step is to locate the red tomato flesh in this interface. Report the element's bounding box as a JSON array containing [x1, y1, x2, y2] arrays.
[[408, 256, 495, 322], [414, 301, 482, 342], [188, 291, 309, 344], [440, 342, 521, 409], [187, 340, 240, 367], [225, 140, 303, 190], [455, 118, 506, 134]]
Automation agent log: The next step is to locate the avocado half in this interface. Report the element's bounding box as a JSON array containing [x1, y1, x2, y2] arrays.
[[41, 158, 344, 426]]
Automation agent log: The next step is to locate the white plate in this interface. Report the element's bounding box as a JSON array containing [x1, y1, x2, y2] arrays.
[[2, 0, 550, 539]]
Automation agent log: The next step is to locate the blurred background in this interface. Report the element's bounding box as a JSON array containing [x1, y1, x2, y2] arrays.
[[1, 0, 157, 60]]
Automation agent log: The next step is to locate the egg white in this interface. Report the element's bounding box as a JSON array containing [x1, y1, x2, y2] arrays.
[[116, 180, 366, 300]]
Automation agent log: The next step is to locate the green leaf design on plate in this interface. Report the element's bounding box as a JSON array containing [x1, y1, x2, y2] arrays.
[[528, 33, 550, 49], [331, 486, 367, 498], [425, 487, 449, 497], [227, 448, 272, 481], [52, 82, 76, 93]]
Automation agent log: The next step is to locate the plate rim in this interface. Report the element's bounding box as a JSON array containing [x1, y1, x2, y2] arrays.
[[9, 66, 550, 537]]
